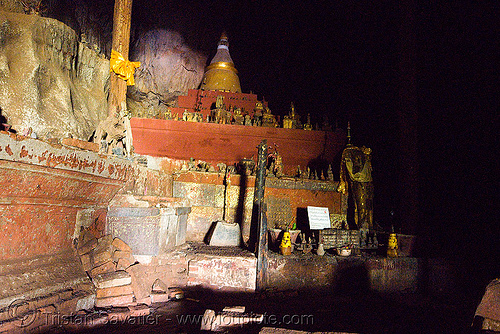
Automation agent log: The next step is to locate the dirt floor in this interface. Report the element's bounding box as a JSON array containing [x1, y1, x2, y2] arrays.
[[45, 287, 479, 334]]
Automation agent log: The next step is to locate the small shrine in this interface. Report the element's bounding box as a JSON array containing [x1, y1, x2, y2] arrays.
[[130, 33, 345, 176], [150, 33, 297, 130], [283, 102, 302, 129]]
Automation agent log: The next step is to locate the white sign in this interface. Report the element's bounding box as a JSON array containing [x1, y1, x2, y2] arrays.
[[307, 206, 331, 230]]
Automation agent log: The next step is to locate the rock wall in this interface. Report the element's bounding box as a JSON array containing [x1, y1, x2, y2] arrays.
[[0, 0, 25, 14], [127, 29, 206, 118], [0, 11, 109, 140], [0, 8, 209, 136], [0, 0, 114, 55]]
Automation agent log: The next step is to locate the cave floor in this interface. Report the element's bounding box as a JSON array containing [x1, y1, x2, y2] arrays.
[[47, 288, 476, 334]]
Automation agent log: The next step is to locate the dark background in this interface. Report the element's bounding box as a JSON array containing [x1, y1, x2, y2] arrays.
[[49, 0, 498, 296], [131, 0, 499, 291]]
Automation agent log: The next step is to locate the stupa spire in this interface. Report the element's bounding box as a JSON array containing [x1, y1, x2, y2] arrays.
[[347, 122, 352, 146], [199, 32, 242, 93]]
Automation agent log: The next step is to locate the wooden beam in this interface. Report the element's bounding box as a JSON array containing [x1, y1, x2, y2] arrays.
[[109, 0, 133, 117]]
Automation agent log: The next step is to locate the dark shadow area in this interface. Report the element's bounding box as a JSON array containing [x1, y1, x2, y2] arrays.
[[267, 228, 284, 253], [295, 207, 313, 245], [346, 186, 357, 230], [295, 207, 309, 234], [0, 108, 15, 133], [202, 221, 217, 245], [247, 201, 260, 254], [61, 284, 477, 334], [306, 155, 330, 180], [0, 111, 7, 126], [247, 183, 267, 254], [234, 172, 248, 247], [331, 259, 370, 296]]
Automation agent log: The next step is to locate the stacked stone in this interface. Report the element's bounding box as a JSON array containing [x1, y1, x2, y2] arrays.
[[77, 231, 148, 308]]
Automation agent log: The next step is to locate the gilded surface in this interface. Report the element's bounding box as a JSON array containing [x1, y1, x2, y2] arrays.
[[282, 102, 302, 129], [199, 34, 242, 93], [265, 195, 293, 230], [200, 67, 242, 93], [338, 145, 374, 229]]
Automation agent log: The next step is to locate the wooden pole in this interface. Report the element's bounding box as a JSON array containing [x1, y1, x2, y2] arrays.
[[109, 0, 133, 117], [255, 140, 268, 292], [94, 0, 134, 154]]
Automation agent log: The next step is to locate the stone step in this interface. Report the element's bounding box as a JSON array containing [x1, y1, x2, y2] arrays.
[[93, 271, 131, 289]]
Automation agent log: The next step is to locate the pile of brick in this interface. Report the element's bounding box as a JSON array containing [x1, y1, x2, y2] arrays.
[[0, 286, 95, 333], [76, 231, 153, 310]]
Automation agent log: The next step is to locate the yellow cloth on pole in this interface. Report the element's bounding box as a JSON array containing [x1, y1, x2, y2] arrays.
[[110, 50, 141, 86]]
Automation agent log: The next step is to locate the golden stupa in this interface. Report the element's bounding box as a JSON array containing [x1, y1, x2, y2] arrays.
[[199, 33, 242, 93]]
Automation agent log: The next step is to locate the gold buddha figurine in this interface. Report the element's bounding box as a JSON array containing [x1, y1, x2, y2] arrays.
[[283, 115, 293, 129], [253, 101, 263, 126], [338, 142, 374, 230], [262, 106, 277, 127], [291, 102, 302, 129], [233, 107, 244, 125], [244, 114, 252, 126], [303, 113, 313, 130], [321, 115, 333, 131], [211, 95, 226, 123], [254, 101, 263, 117], [283, 102, 298, 129], [215, 95, 224, 109], [182, 109, 189, 121]]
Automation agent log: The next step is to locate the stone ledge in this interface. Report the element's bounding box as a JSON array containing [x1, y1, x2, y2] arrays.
[[0, 132, 135, 181], [172, 170, 340, 191], [61, 137, 99, 152], [0, 251, 91, 309]]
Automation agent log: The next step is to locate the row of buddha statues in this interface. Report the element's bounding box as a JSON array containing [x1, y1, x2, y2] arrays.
[[179, 154, 335, 182], [151, 96, 334, 131], [208, 98, 317, 130]]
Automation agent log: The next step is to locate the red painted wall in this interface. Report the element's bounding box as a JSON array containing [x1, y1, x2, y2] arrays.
[[130, 118, 345, 175], [178, 89, 265, 114], [0, 133, 134, 261], [169, 89, 269, 122]]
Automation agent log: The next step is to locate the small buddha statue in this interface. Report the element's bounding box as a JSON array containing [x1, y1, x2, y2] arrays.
[[303, 113, 313, 130], [253, 101, 263, 126], [296, 165, 302, 178], [233, 108, 244, 125], [254, 101, 263, 117], [244, 114, 252, 126], [321, 115, 333, 131], [289, 102, 302, 129], [262, 106, 277, 127], [283, 114, 293, 129], [215, 95, 224, 109], [327, 164, 334, 181]]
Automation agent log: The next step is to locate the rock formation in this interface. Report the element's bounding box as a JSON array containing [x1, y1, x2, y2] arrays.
[[0, 10, 109, 140], [0, 6, 208, 139], [127, 29, 206, 118]]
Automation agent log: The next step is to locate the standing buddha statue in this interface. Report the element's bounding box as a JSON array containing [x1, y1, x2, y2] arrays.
[[338, 127, 374, 230]]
